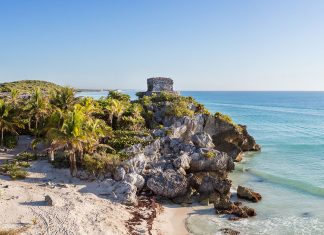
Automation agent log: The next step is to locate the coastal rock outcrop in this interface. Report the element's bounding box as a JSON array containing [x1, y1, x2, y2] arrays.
[[100, 78, 260, 209], [192, 132, 215, 148], [237, 185, 262, 202], [214, 199, 256, 220], [147, 169, 188, 198], [99, 179, 138, 205]]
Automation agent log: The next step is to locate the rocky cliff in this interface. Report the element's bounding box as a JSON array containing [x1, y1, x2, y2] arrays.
[[97, 91, 260, 217]]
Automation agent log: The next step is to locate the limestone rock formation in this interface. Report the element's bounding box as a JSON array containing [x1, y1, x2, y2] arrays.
[[147, 169, 188, 198], [192, 132, 215, 148], [93, 78, 260, 210], [237, 185, 262, 202]]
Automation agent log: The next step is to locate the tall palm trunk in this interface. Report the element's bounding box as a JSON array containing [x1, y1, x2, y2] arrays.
[[69, 152, 77, 177], [1, 128, 4, 147], [48, 150, 55, 162]]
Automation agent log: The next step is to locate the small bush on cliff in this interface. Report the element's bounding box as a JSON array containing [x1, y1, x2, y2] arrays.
[[105, 130, 151, 152], [202, 151, 216, 159], [214, 112, 236, 125]]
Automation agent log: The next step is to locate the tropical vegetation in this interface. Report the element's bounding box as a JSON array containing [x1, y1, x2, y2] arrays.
[[0, 80, 224, 178]]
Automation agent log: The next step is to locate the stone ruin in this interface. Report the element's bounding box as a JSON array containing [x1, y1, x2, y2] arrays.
[[138, 77, 179, 97]]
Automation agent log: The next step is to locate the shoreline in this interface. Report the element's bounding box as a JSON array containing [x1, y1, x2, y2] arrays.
[[153, 203, 214, 235]]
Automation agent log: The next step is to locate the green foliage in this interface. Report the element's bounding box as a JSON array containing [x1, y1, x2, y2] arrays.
[[214, 112, 236, 125], [18, 161, 31, 168], [4, 135, 17, 149], [108, 90, 130, 102], [0, 80, 62, 94], [50, 87, 76, 110], [0, 162, 28, 179], [165, 99, 195, 117], [106, 130, 151, 152], [15, 152, 38, 162], [139, 92, 209, 119], [202, 151, 216, 159], [0, 99, 23, 147], [83, 153, 119, 176]]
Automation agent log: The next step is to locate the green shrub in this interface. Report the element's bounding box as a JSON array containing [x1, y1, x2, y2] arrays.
[[18, 161, 31, 168], [83, 153, 119, 176], [165, 99, 195, 117], [214, 112, 235, 125], [15, 152, 37, 162], [106, 130, 151, 151], [107, 90, 130, 102], [202, 151, 216, 159], [4, 135, 18, 149], [0, 162, 28, 180]]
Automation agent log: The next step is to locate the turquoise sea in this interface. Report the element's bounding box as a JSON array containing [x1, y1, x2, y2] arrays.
[[78, 91, 324, 235]]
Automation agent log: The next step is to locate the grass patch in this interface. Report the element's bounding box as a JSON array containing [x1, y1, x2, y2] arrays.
[[202, 151, 216, 159], [15, 152, 38, 162], [214, 112, 236, 125], [106, 130, 151, 152], [83, 153, 119, 176], [0, 162, 28, 180]]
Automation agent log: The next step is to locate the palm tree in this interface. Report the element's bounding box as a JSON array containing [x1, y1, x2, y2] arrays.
[[0, 99, 23, 147], [25, 88, 49, 131], [9, 89, 20, 106], [77, 97, 100, 118], [106, 99, 128, 128], [46, 107, 87, 176], [50, 87, 75, 111], [84, 118, 112, 153]]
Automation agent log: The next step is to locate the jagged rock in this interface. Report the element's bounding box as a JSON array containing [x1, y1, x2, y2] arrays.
[[121, 144, 143, 156], [215, 199, 256, 219], [173, 153, 191, 170], [198, 176, 231, 195], [125, 173, 145, 191], [144, 139, 161, 155], [125, 153, 147, 174], [147, 169, 188, 198], [214, 194, 232, 211], [218, 228, 240, 235], [99, 179, 138, 205], [113, 167, 126, 181], [215, 142, 243, 162], [45, 195, 54, 206], [192, 132, 215, 148], [189, 151, 235, 172], [237, 185, 262, 202], [239, 125, 261, 151]]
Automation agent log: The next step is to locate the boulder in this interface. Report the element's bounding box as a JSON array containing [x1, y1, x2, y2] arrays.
[[192, 132, 215, 148], [99, 179, 138, 205], [45, 195, 54, 206], [124, 173, 145, 191], [189, 151, 235, 172], [147, 169, 188, 198], [173, 153, 191, 170], [237, 186, 262, 202], [214, 200, 256, 219], [198, 176, 231, 195], [113, 166, 126, 181], [125, 153, 147, 174]]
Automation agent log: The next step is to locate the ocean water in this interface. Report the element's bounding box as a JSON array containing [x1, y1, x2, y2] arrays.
[[78, 91, 324, 234]]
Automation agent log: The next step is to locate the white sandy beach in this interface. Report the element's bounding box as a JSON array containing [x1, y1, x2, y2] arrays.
[[0, 136, 197, 235]]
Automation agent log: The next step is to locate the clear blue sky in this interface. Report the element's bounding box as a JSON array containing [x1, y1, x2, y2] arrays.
[[0, 0, 323, 91]]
